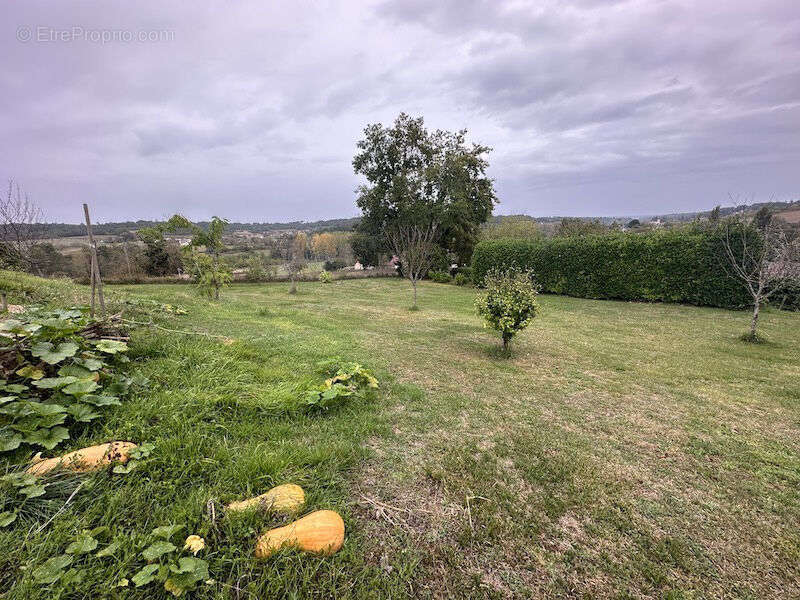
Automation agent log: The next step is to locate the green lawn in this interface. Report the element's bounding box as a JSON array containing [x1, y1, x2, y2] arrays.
[[2, 276, 799, 598]]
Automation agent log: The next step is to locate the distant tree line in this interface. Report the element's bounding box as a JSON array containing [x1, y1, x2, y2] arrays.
[[29, 217, 363, 239]]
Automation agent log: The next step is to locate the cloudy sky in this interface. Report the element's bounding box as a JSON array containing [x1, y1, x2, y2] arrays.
[[2, 1, 799, 223]]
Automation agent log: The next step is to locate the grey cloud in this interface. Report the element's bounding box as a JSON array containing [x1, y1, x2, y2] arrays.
[[1, 0, 798, 222]]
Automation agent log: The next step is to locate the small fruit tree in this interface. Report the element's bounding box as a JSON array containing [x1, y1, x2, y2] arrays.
[[475, 268, 539, 351], [142, 215, 232, 300]]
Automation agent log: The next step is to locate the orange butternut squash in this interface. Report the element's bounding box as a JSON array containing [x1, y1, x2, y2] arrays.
[[25, 441, 136, 476], [255, 510, 344, 558], [226, 483, 305, 514]]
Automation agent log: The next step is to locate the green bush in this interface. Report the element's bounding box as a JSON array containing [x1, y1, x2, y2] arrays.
[[456, 266, 473, 280], [319, 270, 333, 283], [475, 268, 539, 350], [470, 229, 757, 309], [323, 259, 347, 271], [454, 273, 470, 286], [428, 270, 452, 283]]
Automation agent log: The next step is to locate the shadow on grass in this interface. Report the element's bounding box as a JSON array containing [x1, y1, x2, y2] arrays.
[[485, 343, 514, 360]]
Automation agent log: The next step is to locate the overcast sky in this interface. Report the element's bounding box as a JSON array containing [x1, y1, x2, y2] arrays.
[[2, 1, 799, 223]]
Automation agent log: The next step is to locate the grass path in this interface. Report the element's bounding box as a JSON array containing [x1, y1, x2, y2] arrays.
[[2, 277, 799, 598]]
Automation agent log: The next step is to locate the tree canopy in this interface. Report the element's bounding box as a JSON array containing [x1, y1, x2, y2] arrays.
[[352, 113, 496, 265]]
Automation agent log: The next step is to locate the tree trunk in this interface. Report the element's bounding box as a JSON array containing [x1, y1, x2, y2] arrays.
[[750, 299, 760, 339], [214, 283, 220, 301], [289, 277, 297, 294], [412, 279, 418, 308], [502, 332, 511, 351]]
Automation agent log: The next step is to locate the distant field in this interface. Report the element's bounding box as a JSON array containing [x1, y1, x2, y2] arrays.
[[777, 208, 800, 224], [2, 277, 799, 598]]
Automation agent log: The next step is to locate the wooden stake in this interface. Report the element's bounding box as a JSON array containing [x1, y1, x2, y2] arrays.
[[83, 203, 105, 317], [89, 252, 96, 318]]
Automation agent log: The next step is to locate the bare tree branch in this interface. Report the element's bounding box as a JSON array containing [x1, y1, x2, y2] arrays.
[[387, 222, 439, 309], [0, 179, 45, 274], [721, 218, 800, 340]]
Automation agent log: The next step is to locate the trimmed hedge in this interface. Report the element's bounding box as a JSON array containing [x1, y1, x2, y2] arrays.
[[773, 281, 800, 311], [471, 230, 759, 309]]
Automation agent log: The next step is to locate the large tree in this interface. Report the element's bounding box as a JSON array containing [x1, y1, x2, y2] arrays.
[[352, 113, 496, 265]]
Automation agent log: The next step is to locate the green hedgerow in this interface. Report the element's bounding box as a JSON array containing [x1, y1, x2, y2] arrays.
[[470, 228, 761, 309], [475, 268, 539, 352], [428, 270, 452, 284]]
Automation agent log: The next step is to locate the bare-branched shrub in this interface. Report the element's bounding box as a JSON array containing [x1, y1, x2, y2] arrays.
[[387, 222, 439, 309], [0, 180, 44, 274], [722, 219, 800, 341]]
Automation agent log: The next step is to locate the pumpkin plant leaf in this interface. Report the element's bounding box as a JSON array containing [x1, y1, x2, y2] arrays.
[[0, 432, 23, 452], [112, 460, 138, 474], [131, 563, 160, 587], [66, 403, 100, 423], [62, 379, 99, 397], [66, 532, 99, 555], [27, 402, 68, 416], [142, 540, 177, 561], [1, 384, 28, 393], [95, 340, 128, 354], [75, 357, 104, 371], [31, 342, 79, 365], [81, 394, 121, 407], [20, 484, 47, 498], [89, 525, 111, 540], [33, 413, 68, 429], [57, 365, 94, 379], [0, 511, 17, 527], [25, 426, 70, 449], [95, 542, 121, 558], [16, 365, 44, 380], [165, 557, 210, 595], [32, 377, 78, 389], [32, 554, 73, 584], [152, 524, 184, 540]]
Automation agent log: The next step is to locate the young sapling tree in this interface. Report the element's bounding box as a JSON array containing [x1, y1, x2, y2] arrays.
[[287, 232, 307, 294], [722, 219, 800, 341], [475, 268, 539, 352], [387, 222, 438, 310]]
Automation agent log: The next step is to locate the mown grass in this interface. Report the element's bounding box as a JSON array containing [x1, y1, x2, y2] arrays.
[[1, 274, 799, 598]]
